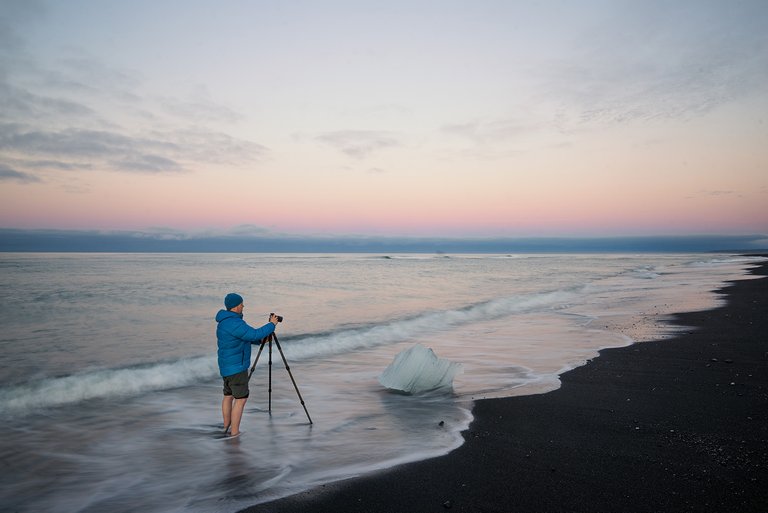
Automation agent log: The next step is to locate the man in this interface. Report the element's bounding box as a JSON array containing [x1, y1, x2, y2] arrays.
[[216, 292, 280, 438]]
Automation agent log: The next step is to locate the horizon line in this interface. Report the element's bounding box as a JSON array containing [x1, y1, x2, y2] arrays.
[[0, 228, 766, 254]]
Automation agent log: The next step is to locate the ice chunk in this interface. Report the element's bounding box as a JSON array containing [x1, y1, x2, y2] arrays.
[[379, 344, 462, 394]]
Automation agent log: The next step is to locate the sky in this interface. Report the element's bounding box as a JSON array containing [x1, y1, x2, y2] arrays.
[[0, 0, 767, 250]]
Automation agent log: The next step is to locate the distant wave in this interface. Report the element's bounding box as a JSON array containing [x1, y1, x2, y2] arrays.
[[0, 287, 578, 416], [628, 265, 660, 279], [689, 256, 768, 267]]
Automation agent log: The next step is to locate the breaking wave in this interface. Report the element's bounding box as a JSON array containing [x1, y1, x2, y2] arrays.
[[0, 288, 577, 416], [0, 357, 219, 416], [283, 288, 577, 360]]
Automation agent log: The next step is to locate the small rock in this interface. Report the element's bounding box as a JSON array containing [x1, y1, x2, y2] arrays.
[[438, 420, 445, 427], [724, 359, 734, 364], [442, 500, 452, 509]]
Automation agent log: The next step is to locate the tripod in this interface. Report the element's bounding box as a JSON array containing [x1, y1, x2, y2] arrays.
[[248, 332, 313, 424]]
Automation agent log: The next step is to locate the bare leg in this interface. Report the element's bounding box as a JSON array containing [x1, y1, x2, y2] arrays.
[[230, 397, 248, 436], [222, 395, 234, 432]]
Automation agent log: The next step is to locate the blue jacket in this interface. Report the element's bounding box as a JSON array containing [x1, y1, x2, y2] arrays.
[[216, 310, 276, 377]]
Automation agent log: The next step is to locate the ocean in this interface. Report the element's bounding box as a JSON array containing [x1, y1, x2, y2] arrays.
[[0, 252, 764, 512]]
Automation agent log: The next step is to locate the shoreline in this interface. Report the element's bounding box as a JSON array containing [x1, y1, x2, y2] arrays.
[[241, 258, 767, 513]]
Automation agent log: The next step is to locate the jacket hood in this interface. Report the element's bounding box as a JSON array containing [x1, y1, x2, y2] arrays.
[[215, 309, 242, 323]]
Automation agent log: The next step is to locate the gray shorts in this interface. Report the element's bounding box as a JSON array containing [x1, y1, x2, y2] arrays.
[[222, 371, 249, 399]]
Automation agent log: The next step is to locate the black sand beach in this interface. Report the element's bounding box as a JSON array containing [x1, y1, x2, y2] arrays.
[[242, 259, 767, 513]]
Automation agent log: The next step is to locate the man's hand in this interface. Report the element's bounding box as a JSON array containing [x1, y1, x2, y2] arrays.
[[269, 313, 280, 325]]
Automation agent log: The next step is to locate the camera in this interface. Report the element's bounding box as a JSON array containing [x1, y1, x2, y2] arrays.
[[270, 313, 283, 323]]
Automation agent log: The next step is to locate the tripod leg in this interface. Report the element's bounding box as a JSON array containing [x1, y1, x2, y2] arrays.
[[268, 335, 273, 414], [248, 337, 269, 380], [272, 334, 313, 424]]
